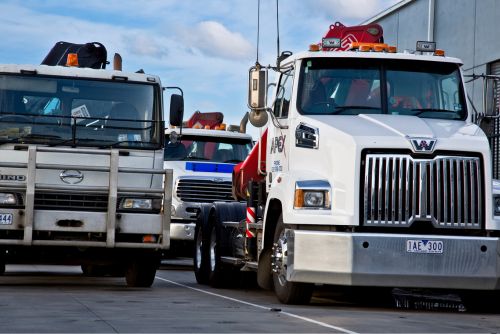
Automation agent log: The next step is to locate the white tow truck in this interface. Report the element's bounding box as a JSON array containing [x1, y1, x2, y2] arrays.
[[165, 111, 252, 249], [0, 42, 179, 287], [184, 23, 500, 304]]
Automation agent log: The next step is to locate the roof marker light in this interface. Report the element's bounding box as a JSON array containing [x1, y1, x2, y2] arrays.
[[309, 44, 321, 52], [359, 45, 371, 52], [388, 46, 397, 53], [434, 49, 445, 56]]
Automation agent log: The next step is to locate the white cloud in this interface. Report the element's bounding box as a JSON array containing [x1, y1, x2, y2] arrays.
[[124, 34, 169, 58], [182, 21, 254, 60], [315, 0, 380, 20]]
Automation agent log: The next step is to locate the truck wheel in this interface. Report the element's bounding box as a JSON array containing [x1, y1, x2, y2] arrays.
[[208, 222, 224, 287], [272, 215, 313, 304], [194, 220, 210, 284], [125, 256, 158, 287], [207, 221, 237, 287]]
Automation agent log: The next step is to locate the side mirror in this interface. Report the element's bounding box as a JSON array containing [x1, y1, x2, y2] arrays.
[[248, 68, 267, 110], [169, 94, 184, 126], [248, 67, 268, 128]]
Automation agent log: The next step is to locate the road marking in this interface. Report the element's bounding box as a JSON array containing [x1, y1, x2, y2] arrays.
[[155, 276, 358, 334]]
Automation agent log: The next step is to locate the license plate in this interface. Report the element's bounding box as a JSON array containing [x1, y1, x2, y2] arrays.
[[0, 213, 13, 225], [406, 239, 443, 254]]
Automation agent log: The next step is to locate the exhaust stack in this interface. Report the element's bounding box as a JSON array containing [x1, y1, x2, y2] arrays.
[[113, 53, 122, 71]]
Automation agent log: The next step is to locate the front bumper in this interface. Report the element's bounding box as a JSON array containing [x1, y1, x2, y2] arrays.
[[170, 220, 195, 241], [286, 230, 500, 290]]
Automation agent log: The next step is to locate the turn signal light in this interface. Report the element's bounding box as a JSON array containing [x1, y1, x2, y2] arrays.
[[143, 235, 157, 243], [66, 53, 79, 67]]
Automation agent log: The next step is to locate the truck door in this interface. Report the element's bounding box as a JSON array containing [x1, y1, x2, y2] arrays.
[[267, 68, 294, 187]]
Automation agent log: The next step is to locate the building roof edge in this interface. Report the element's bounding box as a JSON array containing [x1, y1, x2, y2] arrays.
[[360, 0, 416, 24]]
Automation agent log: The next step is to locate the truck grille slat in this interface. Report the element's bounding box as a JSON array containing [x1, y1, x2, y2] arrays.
[[35, 193, 109, 211], [363, 154, 483, 229], [176, 178, 233, 203]]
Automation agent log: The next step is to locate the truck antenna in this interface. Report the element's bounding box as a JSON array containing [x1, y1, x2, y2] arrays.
[[255, 0, 260, 65], [276, 0, 280, 60]]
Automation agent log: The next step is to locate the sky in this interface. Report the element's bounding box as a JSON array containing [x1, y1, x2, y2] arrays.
[[0, 0, 400, 139]]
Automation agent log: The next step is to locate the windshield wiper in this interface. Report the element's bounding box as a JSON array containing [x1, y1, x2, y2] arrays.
[[410, 108, 462, 118], [99, 140, 157, 149], [183, 156, 209, 161], [20, 133, 65, 143], [331, 105, 380, 115], [222, 159, 243, 163]]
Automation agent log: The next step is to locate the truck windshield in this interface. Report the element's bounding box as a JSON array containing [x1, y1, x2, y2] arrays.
[[0, 74, 161, 148], [164, 135, 252, 163], [297, 58, 466, 120]]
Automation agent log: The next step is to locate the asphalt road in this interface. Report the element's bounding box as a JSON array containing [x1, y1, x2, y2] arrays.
[[0, 259, 499, 333]]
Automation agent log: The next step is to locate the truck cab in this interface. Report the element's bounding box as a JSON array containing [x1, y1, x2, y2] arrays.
[[0, 44, 176, 287], [191, 23, 500, 305], [165, 112, 252, 246]]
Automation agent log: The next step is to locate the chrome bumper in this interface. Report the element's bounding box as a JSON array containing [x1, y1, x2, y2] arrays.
[[286, 230, 500, 290], [170, 220, 195, 241]]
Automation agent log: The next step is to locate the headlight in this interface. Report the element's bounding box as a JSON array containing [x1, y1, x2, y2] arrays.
[[294, 180, 331, 209], [122, 198, 152, 209], [494, 196, 500, 215], [120, 198, 162, 211], [0, 193, 17, 205]]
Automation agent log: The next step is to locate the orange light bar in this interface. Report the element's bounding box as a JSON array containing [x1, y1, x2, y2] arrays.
[[434, 49, 445, 56], [351, 42, 389, 52], [66, 53, 79, 67], [309, 44, 321, 52], [142, 235, 157, 243], [373, 45, 386, 52], [204, 125, 211, 129], [219, 123, 226, 130], [359, 45, 371, 52], [388, 46, 397, 53]]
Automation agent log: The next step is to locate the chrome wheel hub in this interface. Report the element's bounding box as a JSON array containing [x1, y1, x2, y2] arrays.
[[271, 231, 288, 286], [209, 228, 216, 271]]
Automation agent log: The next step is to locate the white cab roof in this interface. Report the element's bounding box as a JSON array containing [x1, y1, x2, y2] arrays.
[[0, 64, 161, 84]]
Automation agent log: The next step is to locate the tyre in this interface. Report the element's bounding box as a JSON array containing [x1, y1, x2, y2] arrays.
[[125, 255, 158, 287], [207, 221, 224, 287], [272, 214, 313, 304], [193, 220, 210, 284]]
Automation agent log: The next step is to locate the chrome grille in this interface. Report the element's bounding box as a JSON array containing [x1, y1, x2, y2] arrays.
[[363, 154, 483, 229], [34, 192, 108, 211], [176, 178, 233, 203]]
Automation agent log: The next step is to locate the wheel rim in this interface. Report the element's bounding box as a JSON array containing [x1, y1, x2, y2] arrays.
[[272, 229, 288, 287], [195, 228, 203, 270], [209, 228, 217, 271]]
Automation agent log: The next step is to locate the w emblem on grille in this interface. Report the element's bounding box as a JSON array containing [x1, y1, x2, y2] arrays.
[[409, 137, 436, 153]]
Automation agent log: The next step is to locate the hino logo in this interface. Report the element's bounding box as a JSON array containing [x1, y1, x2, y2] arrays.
[[0, 174, 26, 181], [409, 137, 437, 153], [60, 170, 84, 184]]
